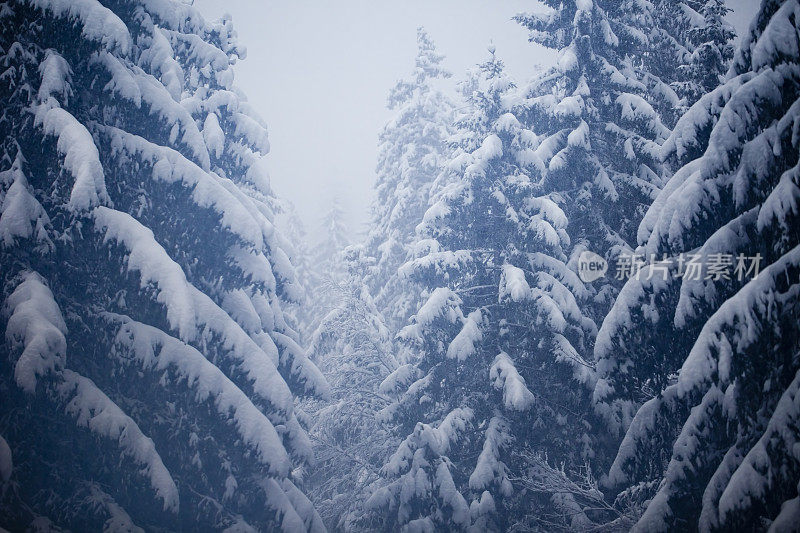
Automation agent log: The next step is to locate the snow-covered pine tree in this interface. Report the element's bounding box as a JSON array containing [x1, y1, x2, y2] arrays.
[[674, 0, 737, 108], [594, 0, 800, 528], [303, 197, 352, 338], [314, 196, 351, 280], [647, 0, 736, 126], [303, 245, 399, 531], [515, 0, 672, 321], [0, 1, 327, 530], [364, 49, 597, 531], [364, 27, 453, 330], [276, 200, 319, 343]]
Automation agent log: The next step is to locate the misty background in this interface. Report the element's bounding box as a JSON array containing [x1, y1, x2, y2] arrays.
[[193, 0, 758, 243]]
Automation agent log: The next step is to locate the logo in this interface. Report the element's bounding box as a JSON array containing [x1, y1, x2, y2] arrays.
[[578, 250, 607, 283]]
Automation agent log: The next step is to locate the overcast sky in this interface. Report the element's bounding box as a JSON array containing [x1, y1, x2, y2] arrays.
[[194, 0, 759, 243]]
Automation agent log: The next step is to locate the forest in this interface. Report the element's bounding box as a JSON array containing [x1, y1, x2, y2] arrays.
[[0, 0, 799, 531]]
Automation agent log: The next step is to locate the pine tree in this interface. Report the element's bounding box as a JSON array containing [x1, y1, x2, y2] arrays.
[[673, 0, 737, 107], [303, 246, 399, 531], [595, 0, 800, 528], [515, 0, 673, 322], [276, 200, 319, 343], [646, 0, 735, 126], [365, 49, 597, 531], [315, 197, 351, 279], [364, 27, 453, 330], [0, 1, 327, 530]]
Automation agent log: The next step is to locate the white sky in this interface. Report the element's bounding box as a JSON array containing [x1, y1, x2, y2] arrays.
[[193, 0, 758, 243]]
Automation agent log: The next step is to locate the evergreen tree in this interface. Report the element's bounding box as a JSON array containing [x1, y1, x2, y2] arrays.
[[364, 27, 453, 330], [0, 1, 327, 530], [276, 200, 319, 344], [304, 246, 399, 531], [647, 0, 736, 125], [595, 0, 800, 528], [674, 0, 737, 107], [365, 49, 597, 531], [315, 196, 351, 279], [515, 0, 672, 322]]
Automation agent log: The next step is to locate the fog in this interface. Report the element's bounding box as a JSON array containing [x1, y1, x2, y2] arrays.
[[193, 0, 758, 243]]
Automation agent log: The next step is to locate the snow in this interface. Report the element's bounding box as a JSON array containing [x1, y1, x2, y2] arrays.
[[37, 49, 72, 103], [90, 51, 142, 107], [599, 16, 618, 46], [677, 244, 800, 397], [557, 47, 578, 74], [272, 331, 330, 400], [398, 287, 462, 342], [616, 94, 666, 137], [468, 416, 513, 495], [108, 314, 293, 477], [403, 518, 435, 533], [643, 67, 788, 255], [102, 125, 264, 248], [750, 1, 800, 72], [446, 310, 482, 361], [770, 495, 800, 532], [717, 367, 800, 525], [622, 242, 800, 530], [221, 519, 257, 533], [379, 364, 422, 396], [0, 155, 52, 250], [0, 0, 324, 526], [0, 434, 11, 483], [553, 333, 595, 386], [35, 50, 109, 211], [58, 369, 179, 512], [594, 167, 618, 200], [93, 61, 210, 170], [490, 352, 535, 411], [260, 478, 307, 533], [280, 479, 326, 533], [233, 112, 270, 155], [499, 263, 530, 302], [605, 385, 681, 490], [92, 207, 294, 415], [595, 259, 673, 361], [660, 74, 750, 164], [532, 129, 568, 168], [494, 112, 521, 132], [35, 104, 110, 211], [97, 496, 144, 533], [673, 210, 754, 329], [435, 462, 470, 526], [554, 95, 584, 118], [368, 408, 475, 528], [137, 0, 208, 36], [757, 139, 800, 233], [161, 28, 229, 72], [632, 385, 726, 532], [566, 120, 590, 149], [527, 252, 591, 302], [4, 272, 67, 393], [221, 288, 262, 334], [28, 0, 132, 54], [474, 134, 503, 162], [525, 196, 568, 230], [399, 249, 473, 279], [203, 113, 225, 158], [383, 408, 473, 476], [139, 26, 184, 101]]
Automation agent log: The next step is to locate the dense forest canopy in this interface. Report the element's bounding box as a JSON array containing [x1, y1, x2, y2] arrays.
[[1, 1, 798, 532]]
